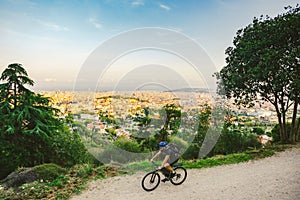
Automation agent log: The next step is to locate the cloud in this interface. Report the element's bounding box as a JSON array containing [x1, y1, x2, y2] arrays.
[[88, 17, 102, 30], [36, 20, 69, 31], [159, 3, 171, 11], [45, 23, 69, 31], [45, 78, 57, 82], [7, 0, 36, 7], [131, 0, 144, 6]]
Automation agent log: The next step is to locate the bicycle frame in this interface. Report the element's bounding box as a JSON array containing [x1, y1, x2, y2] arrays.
[[141, 162, 187, 191]]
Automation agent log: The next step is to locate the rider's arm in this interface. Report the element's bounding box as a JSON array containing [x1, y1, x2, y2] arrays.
[[150, 150, 161, 162]]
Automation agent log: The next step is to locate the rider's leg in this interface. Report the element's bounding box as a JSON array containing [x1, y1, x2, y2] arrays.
[[164, 158, 179, 172], [164, 163, 174, 173]]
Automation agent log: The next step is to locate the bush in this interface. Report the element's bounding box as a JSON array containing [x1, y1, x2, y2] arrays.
[[139, 136, 158, 152], [0, 140, 22, 180], [213, 124, 260, 155], [271, 123, 293, 142], [33, 163, 67, 181], [50, 127, 96, 167], [181, 144, 200, 160], [98, 138, 146, 164], [113, 137, 141, 153], [252, 127, 265, 135]]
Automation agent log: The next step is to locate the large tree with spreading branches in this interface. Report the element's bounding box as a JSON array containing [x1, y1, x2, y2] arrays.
[[216, 5, 300, 143]]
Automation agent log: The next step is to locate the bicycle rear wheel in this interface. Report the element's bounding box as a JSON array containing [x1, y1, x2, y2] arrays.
[[170, 167, 187, 185], [141, 172, 160, 191]]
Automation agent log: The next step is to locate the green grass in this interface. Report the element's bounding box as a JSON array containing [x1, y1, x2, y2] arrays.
[[33, 163, 67, 181], [124, 148, 278, 173], [182, 149, 275, 169], [0, 164, 120, 200]]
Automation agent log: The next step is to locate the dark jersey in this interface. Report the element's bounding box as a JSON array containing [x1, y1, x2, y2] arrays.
[[162, 147, 179, 164]]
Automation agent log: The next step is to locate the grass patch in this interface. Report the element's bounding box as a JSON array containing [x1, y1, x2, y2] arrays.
[[0, 164, 120, 200], [124, 147, 278, 173], [33, 163, 67, 181], [123, 161, 155, 174], [182, 148, 275, 169]]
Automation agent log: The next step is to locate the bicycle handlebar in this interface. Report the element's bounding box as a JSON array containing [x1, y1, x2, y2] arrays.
[[151, 161, 163, 170]]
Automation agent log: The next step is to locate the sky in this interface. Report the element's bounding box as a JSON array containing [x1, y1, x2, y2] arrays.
[[0, 0, 297, 91]]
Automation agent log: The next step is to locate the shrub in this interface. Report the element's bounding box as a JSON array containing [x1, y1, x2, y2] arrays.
[[33, 163, 67, 181], [252, 127, 265, 135], [271, 123, 292, 142], [213, 124, 260, 155], [98, 138, 146, 164], [181, 144, 200, 160], [50, 127, 96, 167], [113, 137, 141, 153]]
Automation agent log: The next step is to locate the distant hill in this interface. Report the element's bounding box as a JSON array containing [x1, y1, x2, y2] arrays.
[[165, 88, 210, 93]]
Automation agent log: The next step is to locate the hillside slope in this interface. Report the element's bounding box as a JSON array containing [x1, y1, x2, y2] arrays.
[[72, 146, 300, 200]]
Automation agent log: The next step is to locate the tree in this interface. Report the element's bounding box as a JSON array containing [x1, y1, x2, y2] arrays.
[[194, 104, 211, 145], [215, 6, 300, 143], [162, 103, 181, 131], [158, 103, 181, 141], [0, 63, 90, 179]]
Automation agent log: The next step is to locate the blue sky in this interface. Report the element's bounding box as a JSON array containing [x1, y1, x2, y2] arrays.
[[0, 0, 297, 91]]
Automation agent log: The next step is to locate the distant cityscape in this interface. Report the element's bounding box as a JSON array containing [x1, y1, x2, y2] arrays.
[[40, 90, 299, 136]]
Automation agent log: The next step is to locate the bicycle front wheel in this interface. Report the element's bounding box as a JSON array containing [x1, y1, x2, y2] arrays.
[[170, 167, 187, 185], [141, 172, 160, 191]]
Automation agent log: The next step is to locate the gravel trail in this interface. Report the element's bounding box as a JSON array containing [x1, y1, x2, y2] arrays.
[[71, 147, 300, 200]]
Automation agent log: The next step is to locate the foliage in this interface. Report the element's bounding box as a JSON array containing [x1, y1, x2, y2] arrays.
[[181, 104, 211, 160], [271, 123, 297, 142], [138, 136, 158, 152], [168, 136, 189, 151], [32, 163, 67, 181], [181, 144, 200, 160], [158, 103, 181, 141], [0, 164, 119, 200], [98, 138, 146, 164], [213, 123, 261, 155], [215, 5, 300, 143], [98, 110, 116, 124], [0, 63, 92, 179], [182, 149, 275, 169], [50, 126, 96, 167], [194, 104, 212, 145], [124, 147, 279, 174], [252, 127, 265, 135], [113, 137, 142, 153]]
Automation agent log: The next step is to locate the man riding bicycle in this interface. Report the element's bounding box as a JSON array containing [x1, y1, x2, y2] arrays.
[[150, 141, 179, 181]]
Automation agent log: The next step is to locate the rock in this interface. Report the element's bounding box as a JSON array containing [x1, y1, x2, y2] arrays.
[[0, 167, 38, 189]]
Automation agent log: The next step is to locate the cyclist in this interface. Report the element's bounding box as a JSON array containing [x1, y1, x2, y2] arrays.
[[150, 141, 179, 181]]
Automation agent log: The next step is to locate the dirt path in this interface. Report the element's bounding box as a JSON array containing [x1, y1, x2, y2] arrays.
[[71, 147, 300, 200]]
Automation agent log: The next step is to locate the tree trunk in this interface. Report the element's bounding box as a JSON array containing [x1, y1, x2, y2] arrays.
[[280, 96, 289, 143], [296, 118, 300, 141], [289, 95, 298, 143], [274, 103, 286, 143]]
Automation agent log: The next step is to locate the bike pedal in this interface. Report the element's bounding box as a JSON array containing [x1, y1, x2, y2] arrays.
[[161, 178, 169, 183]]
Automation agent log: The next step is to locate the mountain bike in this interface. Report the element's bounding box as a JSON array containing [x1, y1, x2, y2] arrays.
[[141, 162, 187, 191]]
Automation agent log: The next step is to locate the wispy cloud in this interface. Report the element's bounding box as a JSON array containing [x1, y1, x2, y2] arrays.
[[159, 3, 171, 11], [8, 0, 36, 7], [44, 78, 57, 82], [36, 20, 69, 31], [88, 17, 102, 30], [44, 23, 69, 31], [131, 0, 144, 6]]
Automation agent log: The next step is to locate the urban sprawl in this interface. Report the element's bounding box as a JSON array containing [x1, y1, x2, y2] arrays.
[[39, 90, 298, 138]]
